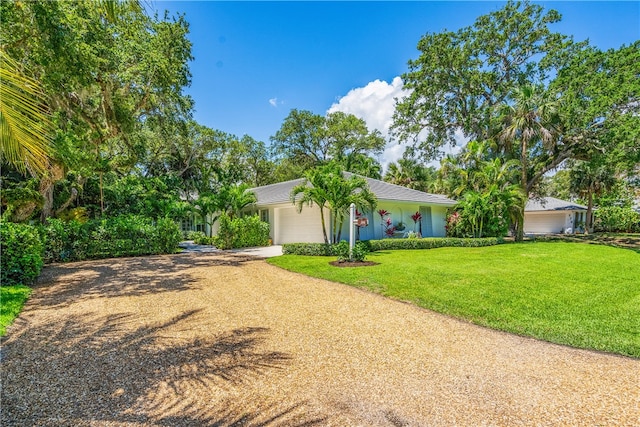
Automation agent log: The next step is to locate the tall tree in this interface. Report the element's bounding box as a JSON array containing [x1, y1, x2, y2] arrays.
[[272, 109, 385, 176], [498, 84, 559, 240], [392, 0, 571, 159], [1, 0, 193, 219], [393, 1, 639, 239]]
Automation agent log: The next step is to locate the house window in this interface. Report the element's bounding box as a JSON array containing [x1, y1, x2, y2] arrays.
[[260, 209, 269, 223], [181, 218, 193, 233]]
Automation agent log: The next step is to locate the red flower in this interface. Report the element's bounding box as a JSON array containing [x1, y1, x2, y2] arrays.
[[377, 209, 389, 218], [411, 211, 422, 223], [386, 217, 392, 226]]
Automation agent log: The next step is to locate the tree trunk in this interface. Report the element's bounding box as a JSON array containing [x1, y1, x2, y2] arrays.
[[585, 191, 593, 234], [99, 171, 105, 215], [319, 207, 329, 245], [516, 140, 528, 242], [40, 180, 54, 222], [39, 163, 65, 223]]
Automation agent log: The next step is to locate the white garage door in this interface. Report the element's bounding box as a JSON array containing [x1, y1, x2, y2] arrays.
[[524, 213, 566, 234], [275, 207, 326, 244]]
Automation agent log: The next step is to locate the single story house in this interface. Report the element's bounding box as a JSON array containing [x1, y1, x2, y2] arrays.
[[248, 174, 456, 244], [524, 197, 588, 235]]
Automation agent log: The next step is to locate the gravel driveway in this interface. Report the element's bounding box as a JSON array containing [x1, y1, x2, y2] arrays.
[[2, 252, 638, 426]]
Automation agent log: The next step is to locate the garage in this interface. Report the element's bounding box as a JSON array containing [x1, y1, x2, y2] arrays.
[[524, 212, 567, 234], [274, 206, 327, 244]]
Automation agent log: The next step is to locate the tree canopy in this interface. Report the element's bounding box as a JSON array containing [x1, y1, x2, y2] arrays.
[[271, 109, 385, 178], [392, 0, 639, 239]]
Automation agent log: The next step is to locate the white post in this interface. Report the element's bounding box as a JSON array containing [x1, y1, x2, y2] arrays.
[[349, 203, 355, 261]]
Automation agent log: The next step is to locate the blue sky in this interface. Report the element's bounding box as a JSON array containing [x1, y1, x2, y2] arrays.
[[158, 1, 639, 165]]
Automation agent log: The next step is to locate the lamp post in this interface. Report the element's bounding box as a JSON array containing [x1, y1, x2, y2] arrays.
[[349, 203, 355, 261]]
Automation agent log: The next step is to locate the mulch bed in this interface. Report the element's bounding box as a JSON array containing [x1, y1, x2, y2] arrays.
[[329, 261, 379, 267]]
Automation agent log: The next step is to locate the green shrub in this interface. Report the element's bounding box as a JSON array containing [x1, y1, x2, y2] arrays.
[[368, 237, 501, 251], [334, 241, 350, 262], [185, 230, 206, 241], [213, 214, 270, 249], [42, 215, 181, 262], [351, 241, 369, 262], [332, 241, 370, 262], [1, 222, 44, 285], [594, 206, 640, 233], [282, 243, 336, 256], [193, 233, 216, 245], [42, 218, 89, 262], [154, 217, 183, 253]]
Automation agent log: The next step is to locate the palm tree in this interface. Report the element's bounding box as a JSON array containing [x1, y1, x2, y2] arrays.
[[384, 158, 436, 192], [291, 167, 332, 244], [347, 153, 382, 179], [569, 158, 617, 233], [499, 84, 559, 241], [0, 50, 52, 177], [193, 193, 219, 237], [222, 184, 257, 218], [328, 174, 377, 243], [291, 163, 377, 244]]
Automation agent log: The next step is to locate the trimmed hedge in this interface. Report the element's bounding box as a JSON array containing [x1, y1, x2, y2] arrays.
[[282, 243, 336, 256], [368, 237, 501, 251], [42, 216, 181, 263], [282, 237, 502, 256], [0, 221, 44, 286]]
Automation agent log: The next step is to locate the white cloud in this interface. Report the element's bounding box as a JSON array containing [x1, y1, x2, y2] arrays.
[[328, 77, 410, 171], [269, 97, 278, 107], [329, 77, 469, 171]]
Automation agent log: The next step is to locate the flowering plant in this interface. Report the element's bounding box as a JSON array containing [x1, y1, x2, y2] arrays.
[[411, 211, 422, 234]]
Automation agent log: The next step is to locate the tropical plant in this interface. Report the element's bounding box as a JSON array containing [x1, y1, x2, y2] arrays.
[[291, 163, 377, 244], [384, 158, 437, 192], [498, 84, 559, 240], [569, 157, 618, 233], [193, 194, 220, 237], [410, 211, 422, 234], [219, 184, 257, 218], [0, 50, 52, 177]]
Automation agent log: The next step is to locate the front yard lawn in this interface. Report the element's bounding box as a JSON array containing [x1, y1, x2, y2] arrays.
[[1, 285, 31, 337], [269, 242, 640, 358]]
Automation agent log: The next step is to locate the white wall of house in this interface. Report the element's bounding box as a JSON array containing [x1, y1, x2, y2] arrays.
[[269, 204, 330, 244], [524, 211, 573, 234]]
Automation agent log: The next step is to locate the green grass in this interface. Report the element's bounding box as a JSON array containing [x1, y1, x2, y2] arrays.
[[1, 285, 31, 337], [269, 242, 640, 358]]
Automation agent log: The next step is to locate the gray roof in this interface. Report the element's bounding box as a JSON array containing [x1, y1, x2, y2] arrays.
[[525, 197, 587, 212], [250, 174, 456, 206]]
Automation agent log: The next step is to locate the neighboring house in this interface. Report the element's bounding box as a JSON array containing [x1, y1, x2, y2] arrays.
[[248, 174, 456, 244], [524, 197, 588, 235]]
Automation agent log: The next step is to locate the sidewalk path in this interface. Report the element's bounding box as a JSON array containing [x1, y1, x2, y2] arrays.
[[178, 241, 283, 257]]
